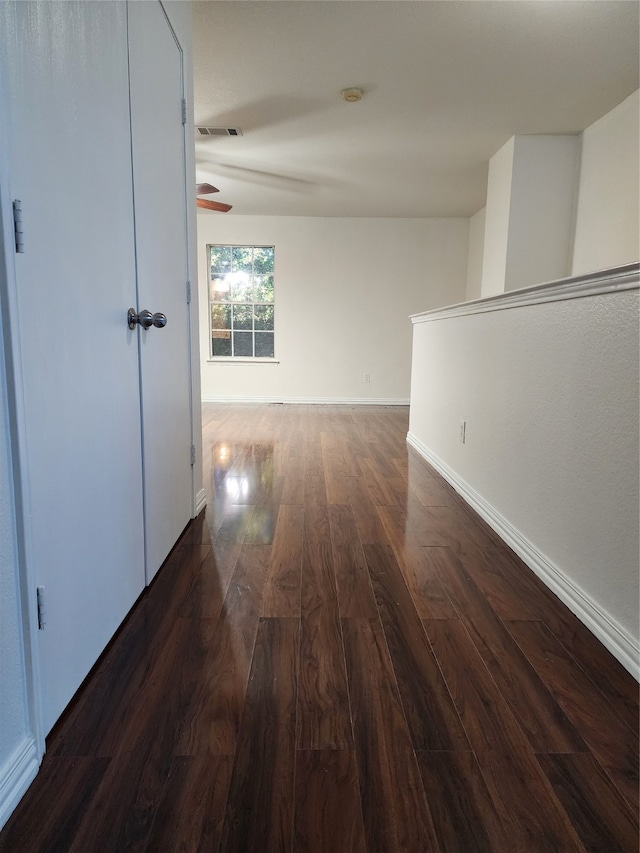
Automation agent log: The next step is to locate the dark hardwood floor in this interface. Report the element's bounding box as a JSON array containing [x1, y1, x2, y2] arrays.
[[1, 403, 638, 852]]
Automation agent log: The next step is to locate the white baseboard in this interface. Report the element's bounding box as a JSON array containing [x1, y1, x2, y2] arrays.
[[0, 736, 40, 831], [194, 488, 206, 517], [406, 431, 640, 682], [202, 396, 409, 405]]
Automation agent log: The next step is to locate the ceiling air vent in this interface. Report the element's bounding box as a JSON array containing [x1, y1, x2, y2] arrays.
[[196, 127, 242, 137]]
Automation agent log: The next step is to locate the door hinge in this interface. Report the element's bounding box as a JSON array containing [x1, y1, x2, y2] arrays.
[[190, 444, 196, 466], [186, 281, 192, 304], [181, 98, 187, 125], [36, 586, 46, 630], [13, 200, 25, 253]]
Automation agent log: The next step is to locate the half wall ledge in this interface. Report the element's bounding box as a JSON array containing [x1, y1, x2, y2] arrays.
[[408, 262, 639, 680], [411, 262, 639, 324]]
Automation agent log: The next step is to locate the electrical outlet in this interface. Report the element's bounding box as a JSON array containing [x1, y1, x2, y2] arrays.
[[363, 372, 371, 383], [460, 419, 467, 444]]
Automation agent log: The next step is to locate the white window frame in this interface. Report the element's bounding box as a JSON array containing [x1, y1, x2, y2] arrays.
[[207, 244, 276, 362]]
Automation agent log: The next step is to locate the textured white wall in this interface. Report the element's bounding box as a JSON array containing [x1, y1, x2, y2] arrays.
[[572, 91, 640, 275], [465, 207, 485, 301], [198, 216, 469, 402], [409, 286, 639, 668]]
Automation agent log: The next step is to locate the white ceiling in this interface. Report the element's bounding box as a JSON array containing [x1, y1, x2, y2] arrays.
[[193, 1, 639, 218]]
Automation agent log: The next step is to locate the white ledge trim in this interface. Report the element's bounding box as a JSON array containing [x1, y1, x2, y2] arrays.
[[411, 263, 639, 324]]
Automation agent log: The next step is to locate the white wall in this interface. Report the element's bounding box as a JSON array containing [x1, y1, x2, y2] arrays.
[[198, 215, 468, 402], [504, 135, 580, 291], [481, 138, 514, 297], [572, 91, 640, 276], [479, 93, 639, 289], [465, 207, 485, 301], [481, 134, 581, 295], [409, 276, 639, 676]]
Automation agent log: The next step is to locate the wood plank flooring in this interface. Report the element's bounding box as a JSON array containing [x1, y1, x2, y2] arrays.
[[1, 403, 638, 852]]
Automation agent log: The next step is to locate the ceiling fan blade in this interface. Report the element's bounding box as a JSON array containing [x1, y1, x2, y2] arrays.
[[196, 182, 219, 195], [197, 198, 233, 212]]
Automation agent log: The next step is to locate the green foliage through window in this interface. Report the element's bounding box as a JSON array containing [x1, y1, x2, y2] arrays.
[[208, 245, 275, 358]]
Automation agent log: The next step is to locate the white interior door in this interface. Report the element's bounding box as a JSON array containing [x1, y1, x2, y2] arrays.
[[1, 1, 146, 733], [128, 1, 194, 582]]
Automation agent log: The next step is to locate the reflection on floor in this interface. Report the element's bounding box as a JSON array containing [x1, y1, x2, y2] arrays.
[[212, 440, 277, 543]]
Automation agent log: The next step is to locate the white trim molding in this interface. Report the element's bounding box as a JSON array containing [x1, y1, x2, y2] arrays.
[[411, 263, 639, 325], [0, 736, 39, 830], [201, 396, 410, 406], [194, 488, 207, 517], [407, 431, 640, 681]]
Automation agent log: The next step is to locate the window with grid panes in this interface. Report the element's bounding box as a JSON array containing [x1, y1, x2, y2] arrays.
[[208, 245, 275, 359]]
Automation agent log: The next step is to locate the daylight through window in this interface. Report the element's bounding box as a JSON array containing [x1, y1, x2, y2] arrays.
[[208, 245, 275, 359]]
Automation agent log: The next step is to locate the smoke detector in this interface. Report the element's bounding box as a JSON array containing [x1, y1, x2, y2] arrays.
[[341, 88, 363, 103]]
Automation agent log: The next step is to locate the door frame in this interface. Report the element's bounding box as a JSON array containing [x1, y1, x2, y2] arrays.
[[156, 0, 205, 522], [0, 59, 46, 813]]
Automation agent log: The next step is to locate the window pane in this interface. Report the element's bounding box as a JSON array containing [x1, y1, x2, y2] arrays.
[[210, 245, 232, 275], [211, 304, 231, 330], [233, 304, 253, 331], [210, 245, 232, 301], [255, 332, 274, 358], [229, 272, 252, 302], [211, 277, 230, 302], [229, 247, 253, 301], [254, 305, 274, 331], [232, 246, 253, 276], [253, 273, 274, 303], [253, 246, 274, 274], [233, 331, 253, 357], [212, 334, 231, 357]]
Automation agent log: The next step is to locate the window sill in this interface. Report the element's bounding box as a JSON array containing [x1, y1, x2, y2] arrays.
[[207, 357, 280, 364]]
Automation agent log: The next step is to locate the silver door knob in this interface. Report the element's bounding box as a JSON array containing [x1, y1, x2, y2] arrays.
[[128, 308, 167, 330]]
